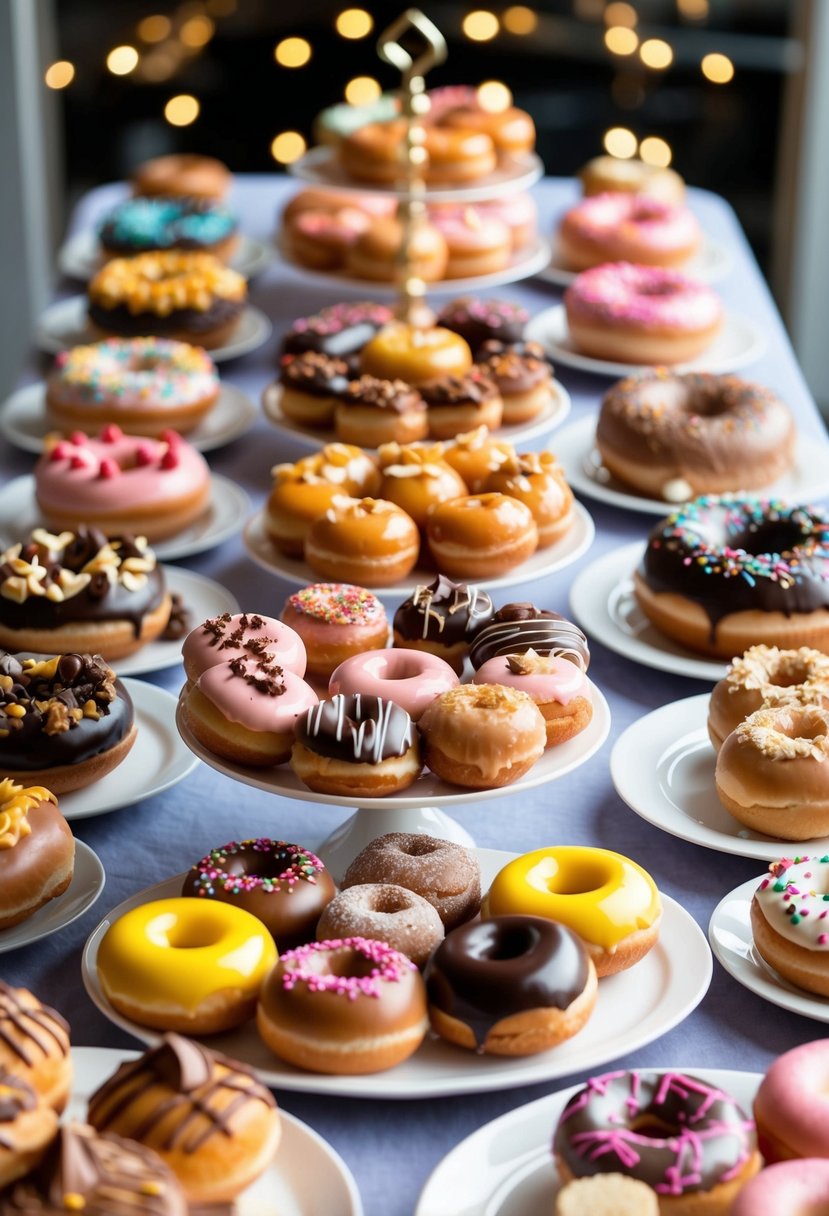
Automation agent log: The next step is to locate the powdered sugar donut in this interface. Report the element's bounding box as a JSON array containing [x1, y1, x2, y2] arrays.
[[329, 647, 459, 720], [316, 884, 444, 968], [558, 193, 701, 271], [753, 1039, 829, 1162]]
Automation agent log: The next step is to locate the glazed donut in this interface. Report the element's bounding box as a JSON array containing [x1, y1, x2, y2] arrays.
[[276, 351, 351, 428], [87, 1034, 280, 1206], [291, 693, 421, 798], [0, 780, 74, 930], [708, 645, 829, 751], [35, 428, 211, 543], [329, 648, 458, 721], [555, 1174, 658, 1216], [634, 497, 829, 659], [430, 90, 536, 156], [596, 370, 796, 501], [182, 839, 335, 951], [473, 650, 593, 746], [345, 217, 449, 283], [88, 251, 247, 350], [732, 1160, 829, 1216], [554, 1070, 760, 1213], [418, 683, 547, 789], [282, 301, 394, 369], [483, 451, 575, 548], [313, 93, 399, 145], [476, 193, 538, 251], [98, 196, 238, 262], [578, 155, 686, 205], [96, 896, 277, 1034], [393, 574, 494, 673], [281, 583, 389, 682], [266, 444, 382, 556], [341, 832, 481, 930], [376, 447, 468, 531], [316, 884, 444, 968], [427, 206, 512, 279], [0, 982, 72, 1112], [469, 602, 591, 670], [753, 1039, 829, 1161], [557, 193, 700, 271], [419, 371, 503, 440], [257, 937, 429, 1074], [304, 497, 420, 588], [181, 610, 307, 686], [131, 154, 231, 200], [46, 338, 220, 436], [481, 846, 661, 975], [425, 493, 538, 579], [436, 297, 528, 357], [339, 119, 497, 185], [0, 527, 171, 662], [336, 377, 429, 447], [288, 205, 370, 270], [0, 1072, 59, 1189], [475, 340, 554, 425], [360, 322, 472, 385], [564, 262, 722, 365], [752, 857, 829, 996], [425, 915, 598, 1056], [441, 425, 516, 492]]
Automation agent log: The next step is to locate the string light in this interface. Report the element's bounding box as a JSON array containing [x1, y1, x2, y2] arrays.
[[678, 0, 708, 16], [164, 94, 200, 126], [44, 60, 74, 89], [701, 52, 734, 83], [180, 15, 215, 47], [462, 11, 499, 41], [640, 38, 673, 69], [502, 6, 537, 34], [137, 15, 171, 43], [271, 131, 307, 163], [107, 45, 139, 75], [336, 9, 373, 38], [477, 81, 512, 112], [639, 136, 672, 166], [605, 27, 638, 54], [274, 37, 312, 67], [604, 126, 637, 158], [344, 76, 381, 105], [604, 3, 637, 27]]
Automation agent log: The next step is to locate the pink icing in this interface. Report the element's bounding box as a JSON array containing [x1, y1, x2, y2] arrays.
[[293, 208, 370, 241], [754, 1040, 829, 1158], [477, 192, 537, 229], [328, 648, 459, 721], [428, 207, 510, 250], [473, 653, 588, 705], [197, 658, 318, 733], [731, 1159, 829, 1216], [563, 193, 700, 253], [564, 262, 721, 331], [279, 936, 416, 1000], [182, 612, 307, 679]]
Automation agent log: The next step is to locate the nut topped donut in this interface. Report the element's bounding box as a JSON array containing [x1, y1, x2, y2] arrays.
[[336, 376, 429, 447], [393, 574, 494, 672], [182, 610, 306, 685], [474, 650, 593, 747], [377, 451, 468, 531], [469, 602, 591, 670], [441, 425, 516, 492], [483, 451, 575, 548], [708, 645, 829, 751], [475, 340, 554, 424], [419, 683, 547, 789], [419, 371, 503, 440], [276, 351, 351, 428]]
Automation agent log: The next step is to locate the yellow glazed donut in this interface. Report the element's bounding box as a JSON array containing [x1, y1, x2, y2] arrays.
[[96, 897, 277, 1035], [481, 846, 662, 976], [360, 323, 472, 385]]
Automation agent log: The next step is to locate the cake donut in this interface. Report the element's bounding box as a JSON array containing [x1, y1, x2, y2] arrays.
[[483, 451, 575, 548], [0, 983, 72, 1112], [426, 493, 538, 579], [469, 602, 591, 670], [336, 376, 429, 447], [181, 610, 306, 685], [555, 1175, 658, 1216], [393, 574, 494, 672], [98, 196, 239, 261], [292, 693, 421, 797], [377, 450, 468, 530], [0, 1072, 58, 1189], [436, 297, 528, 357], [288, 204, 371, 270], [316, 884, 444, 968], [419, 371, 503, 440], [475, 340, 554, 424], [732, 1160, 829, 1216], [753, 1039, 829, 1161], [182, 838, 335, 951], [46, 337, 220, 436], [0, 780, 74, 930], [282, 301, 393, 369], [441, 425, 516, 492], [425, 915, 598, 1056], [596, 370, 796, 501], [132, 153, 231, 200], [276, 351, 350, 427], [35, 427, 211, 542], [281, 583, 389, 681], [557, 193, 700, 271], [359, 322, 472, 386], [257, 937, 429, 1074], [751, 856, 829, 995], [304, 497, 420, 588], [419, 683, 547, 789], [579, 155, 686, 205], [329, 648, 459, 721], [474, 651, 593, 746], [708, 645, 829, 751], [634, 497, 829, 658]]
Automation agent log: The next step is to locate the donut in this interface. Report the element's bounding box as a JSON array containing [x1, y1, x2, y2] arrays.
[[0, 1072, 58, 1189], [131, 153, 231, 200], [579, 155, 686, 205], [266, 445, 382, 556], [418, 683, 547, 789], [282, 301, 394, 370], [46, 338, 220, 436], [378, 451, 468, 529], [345, 216, 449, 283], [96, 896, 277, 1034], [425, 493, 538, 579], [181, 610, 307, 686], [393, 574, 494, 673], [477, 192, 538, 251], [181, 838, 335, 951], [553, 1070, 760, 1213], [558, 194, 701, 271], [313, 94, 399, 145], [419, 371, 503, 440], [751, 856, 829, 995], [430, 90, 536, 156], [360, 322, 472, 386], [753, 1039, 829, 1161], [288, 205, 371, 270], [473, 650, 593, 746], [0, 651, 136, 795], [425, 915, 597, 1055], [87, 1033, 280, 1206], [732, 1160, 829, 1216], [291, 693, 421, 798], [475, 340, 554, 424], [596, 370, 796, 500], [436, 297, 528, 357], [276, 351, 351, 428], [281, 583, 389, 682], [256, 936, 429, 1074], [564, 262, 722, 365], [483, 451, 575, 548], [98, 196, 238, 262], [0, 982, 72, 1112], [482, 846, 661, 975], [329, 648, 459, 721], [555, 1174, 659, 1216], [634, 497, 829, 658], [281, 188, 397, 226], [339, 119, 497, 185], [35, 428, 211, 543], [335, 377, 429, 447], [304, 497, 420, 588], [0, 780, 74, 930], [708, 645, 829, 751], [341, 832, 481, 930], [427, 205, 512, 279], [0, 527, 171, 661], [441, 425, 516, 492], [316, 884, 444, 968], [469, 602, 591, 670]]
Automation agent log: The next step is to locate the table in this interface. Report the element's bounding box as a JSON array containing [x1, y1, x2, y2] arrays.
[[4, 175, 829, 1216]]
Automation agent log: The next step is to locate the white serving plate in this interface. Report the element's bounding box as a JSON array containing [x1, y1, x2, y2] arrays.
[[0, 841, 104, 954], [536, 234, 734, 288]]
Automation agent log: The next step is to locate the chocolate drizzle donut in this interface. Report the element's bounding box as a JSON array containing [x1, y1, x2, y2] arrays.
[[0, 984, 69, 1070], [0, 1073, 36, 1145], [469, 603, 590, 670], [436, 297, 528, 356], [394, 575, 494, 648], [297, 693, 413, 764], [279, 351, 351, 398], [282, 301, 393, 369]]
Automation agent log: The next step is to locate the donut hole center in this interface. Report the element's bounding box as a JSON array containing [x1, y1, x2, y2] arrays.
[[481, 923, 536, 961], [730, 520, 800, 557], [222, 851, 284, 882], [636, 281, 679, 298], [369, 888, 412, 915], [130, 355, 163, 373], [380, 659, 425, 681], [149, 913, 226, 950], [770, 658, 814, 687], [683, 388, 732, 418], [786, 712, 826, 742], [328, 949, 381, 981], [544, 859, 610, 897], [400, 838, 443, 859], [631, 202, 665, 223], [629, 1113, 676, 1139]]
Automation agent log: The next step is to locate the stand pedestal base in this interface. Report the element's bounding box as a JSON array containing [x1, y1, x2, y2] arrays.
[[318, 805, 476, 882]]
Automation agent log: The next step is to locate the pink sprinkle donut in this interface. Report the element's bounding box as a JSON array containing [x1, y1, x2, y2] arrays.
[[182, 611, 307, 684], [732, 1159, 829, 1216], [754, 1040, 829, 1162], [558, 193, 701, 271], [328, 647, 459, 720]]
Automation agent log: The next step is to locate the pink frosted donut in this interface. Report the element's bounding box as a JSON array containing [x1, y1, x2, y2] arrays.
[[558, 193, 700, 271], [732, 1159, 829, 1216], [329, 648, 459, 721], [473, 650, 593, 746], [288, 207, 371, 270], [477, 193, 537, 250], [182, 611, 307, 684], [427, 206, 512, 278], [281, 583, 389, 681], [754, 1040, 829, 1162]]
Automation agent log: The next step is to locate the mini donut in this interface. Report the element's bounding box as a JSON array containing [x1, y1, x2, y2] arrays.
[[441, 425, 517, 492], [708, 645, 829, 751], [419, 371, 503, 440], [469, 602, 591, 670], [181, 610, 307, 686], [98, 196, 239, 262], [751, 856, 829, 996], [473, 650, 593, 747], [341, 832, 481, 931], [732, 1160, 829, 1216], [316, 884, 444, 968], [377, 450, 468, 529], [425, 915, 598, 1056], [304, 497, 420, 588], [291, 445, 381, 497], [483, 451, 575, 548], [426, 493, 538, 579], [482, 846, 661, 976], [0, 1072, 59, 1189], [476, 339, 554, 424], [329, 648, 459, 721], [131, 154, 231, 200], [257, 937, 429, 1074], [0, 780, 74, 930], [432, 92, 536, 157], [339, 119, 497, 185], [418, 683, 547, 789], [427, 205, 512, 279], [0, 983, 71, 1112], [313, 93, 400, 145], [557, 193, 700, 271], [281, 188, 397, 226], [282, 301, 394, 368], [436, 297, 529, 357], [578, 155, 686, 205], [96, 896, 278, 1034], [281, 583, 389, 682], [266, 445, 382, 556], [292, 693, 421, 798], [360, 322, 472, 386], [288, 205, 371, 270], [182, 838, 335, 951], [345, 216, 449, 283], [276, 351, 351, 427], [555, 1174, 659, 1216], [477, 192, 538, 251], [753, 1039, 829, 1161], [336, 376, 429, 447], [393, 573, 494, 673]]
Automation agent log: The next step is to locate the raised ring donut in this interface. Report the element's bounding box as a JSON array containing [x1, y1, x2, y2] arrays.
[[316, 884, 444, 968], [558, 193, 700, 271], [751, 856, 829, 996], [753, 1039, 829, 1162], [708, 644, 829, 751], [733, 1160, 829, 1216], [131, 154, 231, 200], [328, 647, 459, 720]]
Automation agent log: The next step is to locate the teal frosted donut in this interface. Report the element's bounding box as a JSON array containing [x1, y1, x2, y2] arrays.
[[98, 196, 237, 257]]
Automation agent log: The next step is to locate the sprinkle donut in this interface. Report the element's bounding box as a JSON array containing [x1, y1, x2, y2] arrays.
[[751, 856, 829, 995], [753, 1039, 829, 1162], [557, 193, 701, 271], [329, 647, 459, 721], [281, 583, 389, 682]]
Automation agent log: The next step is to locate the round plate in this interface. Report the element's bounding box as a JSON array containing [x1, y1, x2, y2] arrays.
[[536, 234, 735, 288], [525, 304, 766, 377], [552, 414, 829, 516], [610, 694, 826, 860], [70, 1047, 363, 1216], [58, 230, 274, 282], [709, 876, 829, 1022], [243, 499, 595, 598], [0, 840, 104, 954], [569, 543, 727, 681], [60, 680, 196, 821], [35, 296, 272, 364], [261, 379, 571, 450], [415, 1067, 759, 1216], [0, 474, 250, 562], [289, 145, 545, 203], [82, 849, 710, 1099]]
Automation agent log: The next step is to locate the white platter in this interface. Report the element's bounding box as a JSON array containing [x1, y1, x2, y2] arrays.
[[58, 230, 274, 282], [82, 848, 710, 1099], [0, 474, 250, 562], [70, 1047, 363, 1216], [243, 499, 595, 597], [35, 296, 273, 364], [0, 840, 104, 954], [60, 680, 197, 821], [525, 304, 766, 377], [416, 1067, 759, 1216], [262, 378, 571, 450], [569, 543, 727, 681], [536, 234, 735, 288], [0, 381, 257, 455], [610, 694, 828, 860], [710, 876, 829, 1023], [552, 413, 829, 516]]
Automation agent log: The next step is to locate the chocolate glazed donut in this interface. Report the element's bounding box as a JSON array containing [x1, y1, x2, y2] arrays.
[[469, 603, 590, 670], [292, 693, 421, 797]]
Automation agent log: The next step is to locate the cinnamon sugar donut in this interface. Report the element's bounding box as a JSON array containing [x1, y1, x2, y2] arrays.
[[316, 884, 444, 968], [708, 645, 829, 751]]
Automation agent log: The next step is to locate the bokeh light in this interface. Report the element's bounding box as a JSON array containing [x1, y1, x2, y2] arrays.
[[477, 81, 513, 112], [274, 37, 312, 67], [107, 45, 139, 75], [639, 136, 672, 166], [137, 15, 171, 43], [44, 60, 75, 89], [271, 131, 307, 163], [604, 126, 638, 158], [605, 27, 638, 55], [462, 11, 500, 41], [502, 6, 538, 34], [702, 52, 735, 83], [336, 9, 373, 39], [164, 94, 200, 126], [640, 38, 673, 69], [180, 16, 215, 47], [344, 76, 381, 106], [604, 3, 637, 27]]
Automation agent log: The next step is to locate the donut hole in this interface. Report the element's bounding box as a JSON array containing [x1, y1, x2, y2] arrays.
[[636, 280, 680, 298], [543, 858, 610, 897], [376, 658, 426, 681], [400, 837, 443, 859], [148, 912, 226, 950], [629, 1113, 676, 1139], [328, 948, 382, 981], [481, 922, 536, 961], [682, 387, 733, 418], [730, 519, 801, 557], [769, 657, 814, 687], [787, 712, 827, 742], [368, 888, 413, 915]]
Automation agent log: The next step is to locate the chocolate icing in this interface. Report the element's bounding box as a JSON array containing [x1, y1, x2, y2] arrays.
[[436, 298, 528, 356], [425, 916, 589, 1048], [394, 575, 494, 645], [476, 341, 551, 394], [88, 297, 243, 337], [340, 376, 426, 415], [418, 372, 498, 408], [297, 693, 414, 764], [279, 351, 351, 398], [0, 982, 69, 1066], [160, 594, 189, 642], [469, 605, 590, 670], [282, 301, 393, 365], [0, 1073, 36, 1149]]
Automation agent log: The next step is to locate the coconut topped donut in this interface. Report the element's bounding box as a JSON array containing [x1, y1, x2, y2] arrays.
[[708, 645, 829, 749]]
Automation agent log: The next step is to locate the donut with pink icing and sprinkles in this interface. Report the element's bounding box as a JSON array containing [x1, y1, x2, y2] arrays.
[[754, 1040, 829, 1164], [281, 583, 389, 681]]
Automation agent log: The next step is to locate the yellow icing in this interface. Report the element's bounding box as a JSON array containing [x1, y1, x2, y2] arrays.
[[482, 846, 661, 952], [0, 779, 56, 850]]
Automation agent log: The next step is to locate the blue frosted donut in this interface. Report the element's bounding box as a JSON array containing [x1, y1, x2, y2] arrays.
[[98, 197, 237, 256]]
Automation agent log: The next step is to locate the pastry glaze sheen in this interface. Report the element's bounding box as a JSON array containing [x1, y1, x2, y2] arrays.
[[469, 603, 590, 670], [181, 611, 306, 683], [296, 693, 413, 763], [0, 982, 71, 1113], [393, 575, 494, 646]]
